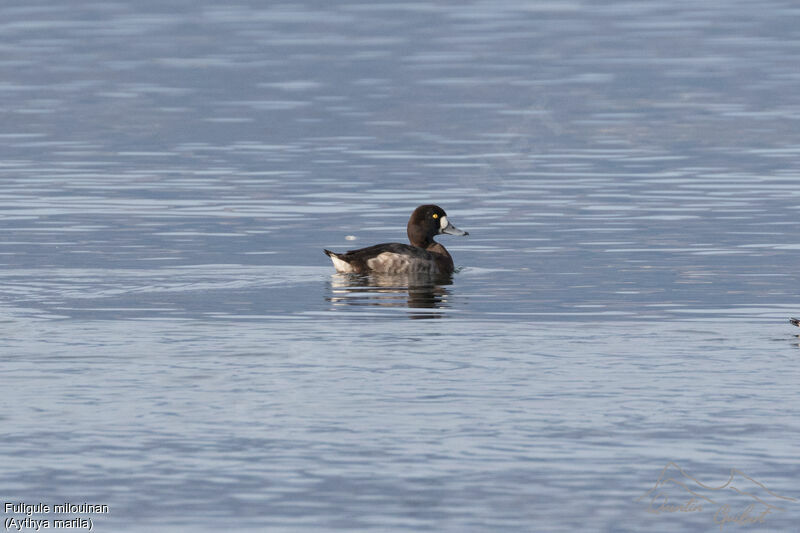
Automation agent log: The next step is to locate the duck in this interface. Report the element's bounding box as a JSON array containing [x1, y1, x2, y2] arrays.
[[324, 205, 468, 275], [791, 318, 800, 327]]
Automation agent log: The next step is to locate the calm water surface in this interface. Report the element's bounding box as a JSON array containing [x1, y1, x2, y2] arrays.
[[1, 1, 799, 531]]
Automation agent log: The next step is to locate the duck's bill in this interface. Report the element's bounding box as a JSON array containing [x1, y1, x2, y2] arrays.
[[439, 216, 469, 236]]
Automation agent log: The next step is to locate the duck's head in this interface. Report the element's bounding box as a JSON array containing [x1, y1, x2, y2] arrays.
[[407, 204, 468, 247]]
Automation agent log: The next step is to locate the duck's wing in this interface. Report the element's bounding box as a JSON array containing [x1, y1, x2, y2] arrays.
[[325, 243, 431, 273], [790, 317, 800, 327]]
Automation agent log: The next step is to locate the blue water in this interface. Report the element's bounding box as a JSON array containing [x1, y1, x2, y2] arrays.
[[1, 1, 799, 531]]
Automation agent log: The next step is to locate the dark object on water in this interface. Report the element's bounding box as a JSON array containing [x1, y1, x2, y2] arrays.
[[324, 204, 468, 275]]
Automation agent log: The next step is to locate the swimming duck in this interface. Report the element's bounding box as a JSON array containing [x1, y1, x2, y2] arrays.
[[324, 205, 468, 274], [791, 318, 799, 327]]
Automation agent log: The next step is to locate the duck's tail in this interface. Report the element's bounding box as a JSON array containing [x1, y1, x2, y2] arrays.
[[323, 249, 356, 273], [790, 317, 800, 327]]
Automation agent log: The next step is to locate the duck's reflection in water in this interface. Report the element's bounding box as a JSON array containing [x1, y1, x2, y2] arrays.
[[327, 272, 453, 319]]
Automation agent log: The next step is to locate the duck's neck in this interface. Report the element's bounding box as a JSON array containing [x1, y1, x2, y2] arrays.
[[410, 235, 434, 248], [409, 235, 450, 257], [425, 241, 450, 258]]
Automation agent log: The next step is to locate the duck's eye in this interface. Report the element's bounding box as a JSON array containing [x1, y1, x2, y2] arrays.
[[432, 213, 439, 219]]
